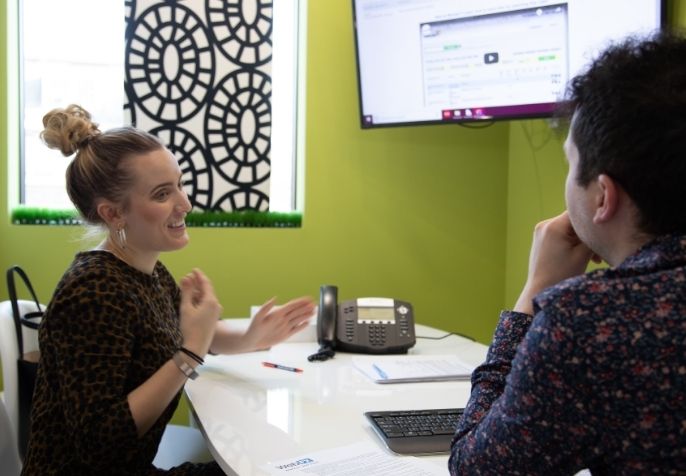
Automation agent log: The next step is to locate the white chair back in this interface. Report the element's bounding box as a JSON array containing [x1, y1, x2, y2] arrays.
[[0, 299, 42, 451], [0, 396, 21, 476]]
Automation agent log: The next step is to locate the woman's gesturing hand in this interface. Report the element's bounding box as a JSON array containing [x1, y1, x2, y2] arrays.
[[244, 296, 316, 351], [179, 269, 223, 357]]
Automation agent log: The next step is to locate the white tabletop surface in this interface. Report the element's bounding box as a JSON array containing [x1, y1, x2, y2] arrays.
[[185, 322, 488, 476]]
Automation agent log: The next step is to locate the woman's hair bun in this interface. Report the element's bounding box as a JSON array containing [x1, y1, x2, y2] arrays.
[[40, 104, 101, 156]]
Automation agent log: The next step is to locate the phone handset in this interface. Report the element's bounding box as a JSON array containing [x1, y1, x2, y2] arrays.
[[308, 285, 338, 362]]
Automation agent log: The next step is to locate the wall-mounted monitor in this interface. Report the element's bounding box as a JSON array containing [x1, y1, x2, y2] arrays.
[[352, 0, 665, 128]]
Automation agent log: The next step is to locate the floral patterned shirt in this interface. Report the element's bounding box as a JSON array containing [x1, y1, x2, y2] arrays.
[[449, 234, 686, 475]]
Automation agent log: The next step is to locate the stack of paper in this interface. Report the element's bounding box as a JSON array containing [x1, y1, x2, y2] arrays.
[[263, 441, 446, 475], [352, 355, 475, 384]]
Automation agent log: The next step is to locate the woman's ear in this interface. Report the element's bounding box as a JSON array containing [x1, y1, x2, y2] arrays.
[[593, 174, 619, 224], [96, 200, 123, 227]]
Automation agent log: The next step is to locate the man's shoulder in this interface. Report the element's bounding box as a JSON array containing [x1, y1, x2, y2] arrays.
[[534, 269, 609, 311], [534, 261, 685, 326]]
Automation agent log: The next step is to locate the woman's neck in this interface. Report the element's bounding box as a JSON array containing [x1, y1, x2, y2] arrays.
[[97, 237, 159, 275]]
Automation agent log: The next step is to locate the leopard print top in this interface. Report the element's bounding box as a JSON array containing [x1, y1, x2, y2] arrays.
[[21, 251, 223, 476]]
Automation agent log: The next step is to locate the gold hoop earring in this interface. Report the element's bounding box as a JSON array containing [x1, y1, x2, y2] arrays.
[[116, 225, 127, 249]]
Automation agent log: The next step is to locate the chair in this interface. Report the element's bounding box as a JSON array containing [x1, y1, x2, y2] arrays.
[[0, 299, 41, 459], [153, 423, 212, 469], [0, 397, 21, 476], [0, 300, 211, 468]]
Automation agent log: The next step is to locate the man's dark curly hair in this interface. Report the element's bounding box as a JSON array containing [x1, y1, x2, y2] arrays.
[[560, 30, 686, 236]]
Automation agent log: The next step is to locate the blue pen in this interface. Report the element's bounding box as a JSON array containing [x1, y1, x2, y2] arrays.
[[372, 364, 388, 380]]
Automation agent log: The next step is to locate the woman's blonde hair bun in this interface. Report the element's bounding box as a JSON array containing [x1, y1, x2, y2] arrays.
[[40, 104, 101, 156]]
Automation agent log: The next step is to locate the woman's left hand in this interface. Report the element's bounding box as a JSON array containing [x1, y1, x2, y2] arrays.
[[244, 296, 316, 351]]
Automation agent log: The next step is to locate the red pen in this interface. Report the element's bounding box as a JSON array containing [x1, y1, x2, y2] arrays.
[[262, 361, 303, 373]]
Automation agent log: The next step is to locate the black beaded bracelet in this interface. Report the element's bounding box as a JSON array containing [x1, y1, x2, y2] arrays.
[[179, 346, 204, 365]]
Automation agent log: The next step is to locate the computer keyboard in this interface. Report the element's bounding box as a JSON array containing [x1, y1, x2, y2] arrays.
[[364, 408, 464, 455]]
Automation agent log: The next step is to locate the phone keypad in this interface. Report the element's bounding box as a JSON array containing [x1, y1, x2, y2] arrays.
[[368, 324, 387, 346]]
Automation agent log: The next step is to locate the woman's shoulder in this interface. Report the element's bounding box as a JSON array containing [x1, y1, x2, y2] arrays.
[[51, 251, 143, 300], [42, 253, 149, 346], [61, 251, 125, 283], [49, 252, 178, 308], [42, 253, 139, 331]]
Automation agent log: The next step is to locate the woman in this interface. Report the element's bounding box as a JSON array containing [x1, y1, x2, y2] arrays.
[[22, 105, 315, 475]]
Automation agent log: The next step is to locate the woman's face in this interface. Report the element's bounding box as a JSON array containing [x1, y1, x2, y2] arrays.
[[121, 147, 192, 256]]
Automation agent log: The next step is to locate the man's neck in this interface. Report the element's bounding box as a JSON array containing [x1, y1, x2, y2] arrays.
[[603, 231, 653, 268]]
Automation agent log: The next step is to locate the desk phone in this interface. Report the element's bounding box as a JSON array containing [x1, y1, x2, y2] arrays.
[[309, 285, 416, 361]]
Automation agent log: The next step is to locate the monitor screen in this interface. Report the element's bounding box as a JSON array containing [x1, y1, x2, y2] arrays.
[[352, 0, 664, 128]]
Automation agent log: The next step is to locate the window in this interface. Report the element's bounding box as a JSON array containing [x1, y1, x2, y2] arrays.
[[18, 0, 303, 216], [21, 0, 125, 208]]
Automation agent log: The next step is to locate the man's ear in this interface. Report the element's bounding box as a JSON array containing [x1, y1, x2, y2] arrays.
[[593, 174, 619, 223], [96, 200, 124, 227]]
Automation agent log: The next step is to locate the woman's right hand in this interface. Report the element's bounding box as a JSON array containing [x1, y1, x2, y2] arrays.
[[179, 269, 223, 357]]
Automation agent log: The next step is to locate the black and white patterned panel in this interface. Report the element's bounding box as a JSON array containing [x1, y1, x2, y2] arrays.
[[124, 0, 273, 212]]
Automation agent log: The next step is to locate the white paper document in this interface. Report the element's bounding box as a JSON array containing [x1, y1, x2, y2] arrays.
[[262, 441, 446, 475], [353, 355, 474, 383]]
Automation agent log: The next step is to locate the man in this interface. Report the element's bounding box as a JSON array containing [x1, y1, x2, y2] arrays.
[[450, 32, 686, 474]]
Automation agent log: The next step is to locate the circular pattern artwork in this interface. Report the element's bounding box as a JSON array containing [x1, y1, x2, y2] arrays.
[[150, 126, 214, 210], [206, 0, 273, 66], [213, 189, 270, 212], [125, 0, 137, 38], [123, 80, 137, 126], [125, 0, 274, 213], [126, 3, 215, 124], [205, 69, 272, 186]]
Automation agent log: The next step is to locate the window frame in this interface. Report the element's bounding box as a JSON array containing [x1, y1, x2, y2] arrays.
[[8, 0, 307, 226]]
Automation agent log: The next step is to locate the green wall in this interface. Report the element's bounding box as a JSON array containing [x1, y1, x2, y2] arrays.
[[504, 121, 566, 307], [1, 0, 508, 347]]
